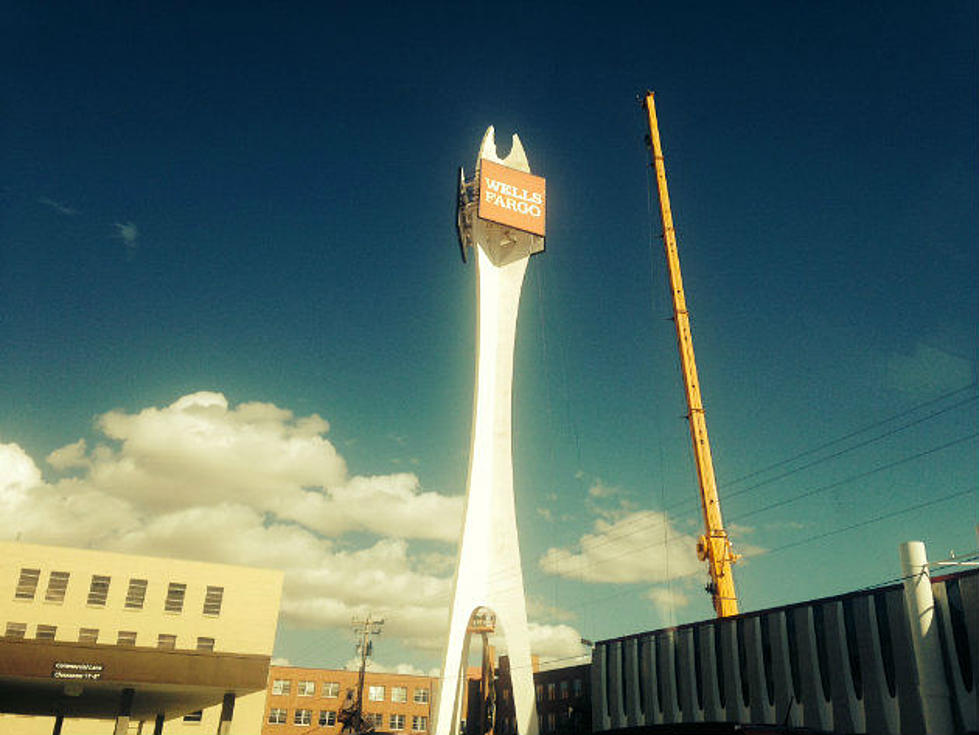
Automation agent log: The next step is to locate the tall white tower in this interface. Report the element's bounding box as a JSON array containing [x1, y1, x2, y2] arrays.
[[435, 127, 546, 735]]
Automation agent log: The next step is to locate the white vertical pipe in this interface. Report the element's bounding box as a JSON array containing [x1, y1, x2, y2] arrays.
[[899, 540, 954, 734]]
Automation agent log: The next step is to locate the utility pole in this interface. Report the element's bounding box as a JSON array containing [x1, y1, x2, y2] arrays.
[[341, 614, 384, 735]]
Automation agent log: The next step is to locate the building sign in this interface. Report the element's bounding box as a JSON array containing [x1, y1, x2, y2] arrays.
[[478, 158, 546, 237], [52, 662, 103, 680]]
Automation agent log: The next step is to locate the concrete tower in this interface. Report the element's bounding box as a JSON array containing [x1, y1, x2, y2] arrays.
[[435, 127, 546, 735]]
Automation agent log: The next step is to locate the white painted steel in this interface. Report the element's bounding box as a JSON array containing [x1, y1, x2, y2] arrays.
[[434, 128, 541, 735], [900, 541, 955, 734]]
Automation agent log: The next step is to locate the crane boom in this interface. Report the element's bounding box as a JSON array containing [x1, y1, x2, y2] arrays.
[[643, 92, 739, 617]]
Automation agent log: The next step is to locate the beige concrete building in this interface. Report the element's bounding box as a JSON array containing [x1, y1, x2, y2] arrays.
[[0, 540, 283, 734]]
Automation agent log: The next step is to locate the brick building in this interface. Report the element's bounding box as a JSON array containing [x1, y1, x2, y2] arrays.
[[263, 665, 437, 735]]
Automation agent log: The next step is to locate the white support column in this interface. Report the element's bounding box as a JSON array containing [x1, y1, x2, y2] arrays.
[[435, 128, 543, 735], [899, 540, 954, 735]]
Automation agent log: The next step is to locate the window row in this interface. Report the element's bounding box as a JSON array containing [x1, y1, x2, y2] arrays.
[[13, 568, 223, 616], [267, 709, 427, 730], [4, 621, 215, 650], [535, 679, 583, 702], [271, 679, 429, 703]]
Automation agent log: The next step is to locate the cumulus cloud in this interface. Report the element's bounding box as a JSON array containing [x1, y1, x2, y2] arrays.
[[644, 586, 690, 617], [113, 221, 139, 248], [538, 510, 701, 584], [0, 392, 466, 660], [886, 343, 974, 397], [0, 391, 595, 665]]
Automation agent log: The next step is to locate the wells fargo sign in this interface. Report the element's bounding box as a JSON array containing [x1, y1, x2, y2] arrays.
[[478, 158, 546, 237]]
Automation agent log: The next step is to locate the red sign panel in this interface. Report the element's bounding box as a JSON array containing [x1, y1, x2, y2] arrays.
[[478, 158, 546, 237]]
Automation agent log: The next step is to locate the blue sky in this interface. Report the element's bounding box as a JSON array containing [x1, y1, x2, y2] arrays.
[[1, 2, 976, 672]]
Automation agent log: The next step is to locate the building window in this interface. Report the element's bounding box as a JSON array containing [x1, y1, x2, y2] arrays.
[[125, 578, 148, 609], [367, 714, 384, 728], [323, 681, 340, 698], [412, 715, 428, 731], [35, 624, 57, 640], [547, 683, 555, 701], [197, 637, 215, 651], [297, 680, 315, 696], [390, 714, 405, 730], [78, 628, 99, 644], [5, 622, 27, 638], [573, 678, 583, 697], [560, 681, 569, 699], [294, 709, 313, 726], [117, 631, 137, 647], [183, 711, 203, 723], [203, 585, 224, 616], [164, 582, 186, 613], [536, 684, 543, 701], [547, 714, 556, 732], [44, 571, 70, 603], [391, 686, 407, 703], [267, 708, 287, 724], [15, 568, 41, 600], [320, 710, 337, 726], [502, 688, 510, 701], [413, 688, 430, 704], [368, 685, 385, 701], [157, 633, 177, 649], [272, 679, 291, 696], [87, 575, 110, 606]]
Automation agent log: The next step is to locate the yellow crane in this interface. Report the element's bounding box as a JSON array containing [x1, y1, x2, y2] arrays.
[[643, 91, 740, 617]]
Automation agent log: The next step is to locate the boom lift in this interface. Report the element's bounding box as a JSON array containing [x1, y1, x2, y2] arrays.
[[643, 92, 740, 617]]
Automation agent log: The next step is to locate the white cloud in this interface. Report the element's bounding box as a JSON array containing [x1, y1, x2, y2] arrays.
[[38, 196, 78, 215], [113, 221, 139, 247], [644, 586, 690, 617], [527, 623, 591, 665], [538, 510, 701, 584], [886, 343, 974, 397], [0, 392, 465, 659], [0, 391, 594, 667]]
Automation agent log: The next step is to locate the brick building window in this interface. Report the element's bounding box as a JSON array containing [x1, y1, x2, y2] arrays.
[[413, 688, 430, 704], [391, 686, 407, 703], [271, 679, 291, 696], [268, 708, 287, 724], [368, 685, 385, 701], [390, 714, 405, 730], [323, 681, 340, 697], [367, 714, 384, 728], [298, 680, 315, 696], [412, 715, 428, 731], [319, 710, 337, 726], [294, 709, 312, 725]]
